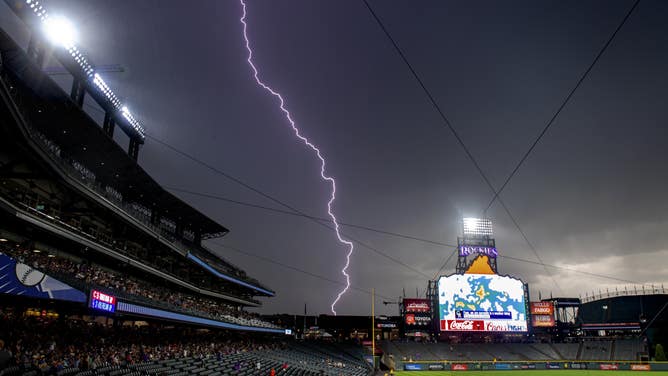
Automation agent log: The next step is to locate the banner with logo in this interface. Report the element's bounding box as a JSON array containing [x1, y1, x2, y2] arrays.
[[530, 302, 555, 327], [452, 364, 468, 371], [631, 364, 651, 371], [404, 298, 431, 313], [599, 364, 620, 370], [404, 364, 426, 371], [532, 314, 556, 327], [0, 253, 86, 303], [405, 313, 431, 326], [530, 302, 554, 315], [440, 319, 525, 332]]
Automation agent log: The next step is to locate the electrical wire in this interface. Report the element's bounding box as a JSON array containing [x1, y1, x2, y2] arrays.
[[170, 184, 639, 285], [208, 241, 393, 300], [361, 0, 564, 293], [483, 0, 641, 214]]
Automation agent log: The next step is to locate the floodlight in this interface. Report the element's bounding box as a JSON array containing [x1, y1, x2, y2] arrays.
[[14, 0, 145, 139], [43, 15, 77, 48], [462, 217, 493, 237]]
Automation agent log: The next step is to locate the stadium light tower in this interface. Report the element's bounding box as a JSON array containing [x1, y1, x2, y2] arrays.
[[462, 217, 493, 238], [5, 0, 147, 159], [457, 217, 497, 274], [42, 15, 77, 48]]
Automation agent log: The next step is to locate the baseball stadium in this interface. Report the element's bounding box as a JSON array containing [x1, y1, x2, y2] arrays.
[[0, 0, 667, 375]]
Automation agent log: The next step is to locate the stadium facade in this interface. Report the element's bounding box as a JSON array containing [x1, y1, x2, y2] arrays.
[[0, 4, 377, 375], [0, 1, 282, 332]]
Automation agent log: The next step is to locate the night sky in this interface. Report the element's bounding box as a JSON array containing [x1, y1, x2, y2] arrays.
[[2, 0, 668, 316]]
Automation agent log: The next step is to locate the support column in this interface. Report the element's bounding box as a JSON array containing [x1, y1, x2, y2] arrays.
[[102, 112, 115, 138], [128, 138, 140, 161], [175, 221, 184, 240], [70, 78, 85, 107], [193, 229, 202, 247]]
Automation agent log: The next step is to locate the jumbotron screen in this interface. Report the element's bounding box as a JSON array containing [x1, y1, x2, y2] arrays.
[[438, 273, 527, 332]]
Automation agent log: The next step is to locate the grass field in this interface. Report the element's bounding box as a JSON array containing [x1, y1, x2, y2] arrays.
[[394, 372, 667, 376]]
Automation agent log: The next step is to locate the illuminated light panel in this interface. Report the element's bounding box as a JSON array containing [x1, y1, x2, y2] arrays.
[[89, 289, 116, 313], [238, 0, 354, 315], [21, 0, 145, 139], [42, 15, 76, 48], [462, 217, 493, 237]]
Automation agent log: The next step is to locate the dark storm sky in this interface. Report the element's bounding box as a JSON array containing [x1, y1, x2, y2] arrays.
[[3, 0, 668, 315]]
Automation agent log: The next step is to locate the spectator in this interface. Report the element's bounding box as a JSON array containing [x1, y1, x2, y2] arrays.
[[0, 339, 11, 370]]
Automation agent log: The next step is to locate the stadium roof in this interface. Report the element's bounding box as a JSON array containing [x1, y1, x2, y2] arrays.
[[0, 29, 229, 240]]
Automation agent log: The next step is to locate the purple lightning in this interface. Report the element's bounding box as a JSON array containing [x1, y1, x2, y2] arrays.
[[238, 0, 354, 315]]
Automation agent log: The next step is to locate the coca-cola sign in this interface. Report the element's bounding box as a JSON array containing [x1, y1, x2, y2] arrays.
[[441, 320, 484, 331]]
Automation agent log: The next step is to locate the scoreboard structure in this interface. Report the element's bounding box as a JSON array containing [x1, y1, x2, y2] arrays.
[[438, 273, 528, 332], [426, 218, 531, 338]]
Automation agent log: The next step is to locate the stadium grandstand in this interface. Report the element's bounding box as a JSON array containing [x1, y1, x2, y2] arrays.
[[0, 2, 373, 375]]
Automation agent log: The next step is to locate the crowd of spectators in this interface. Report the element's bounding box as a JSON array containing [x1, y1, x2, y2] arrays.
[[0, 309, 283, 374], [3, 247, 279, 329]]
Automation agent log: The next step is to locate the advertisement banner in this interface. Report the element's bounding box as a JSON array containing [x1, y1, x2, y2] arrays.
[[428, 364, 445, 370], [405, 313, 431, 326], [631, 364, 651, 371], [452, 364, 468, 371], [0, 253, 86, 303], [404, 364, 426, 371], [532, 314, 556, 327], [494, 364, 511, 370], [438, 274, 527, 332], [440, 319, 525, 332], [600, 364, 620, 370], [546, 363, 561, 369], [404, 298, 431, 313], [530, 301, 555, 315]]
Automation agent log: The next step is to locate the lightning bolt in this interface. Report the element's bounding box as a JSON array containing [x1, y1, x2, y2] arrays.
[[238, 0, 354, 315]]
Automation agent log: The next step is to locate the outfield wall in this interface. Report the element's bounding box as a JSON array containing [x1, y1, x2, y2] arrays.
[[400, 361, 668, 371]]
